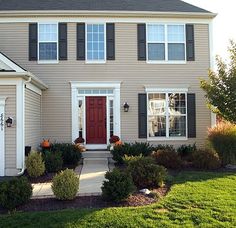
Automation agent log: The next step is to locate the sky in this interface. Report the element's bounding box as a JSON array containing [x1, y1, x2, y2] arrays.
[[183, 0, 236, 63]]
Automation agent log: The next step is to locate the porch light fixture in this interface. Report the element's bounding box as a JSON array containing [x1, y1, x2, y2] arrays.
[[123, 102, 130, 112], [6, 117, 13, 127]]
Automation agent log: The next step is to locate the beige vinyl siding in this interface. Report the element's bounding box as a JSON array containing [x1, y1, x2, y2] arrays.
[[0, 22, 211, 147], [25, 88, 41, 150], [0, 85, 16, 170]]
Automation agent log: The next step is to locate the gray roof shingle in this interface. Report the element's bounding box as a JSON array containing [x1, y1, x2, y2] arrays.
[[0, 0, 210, 13]]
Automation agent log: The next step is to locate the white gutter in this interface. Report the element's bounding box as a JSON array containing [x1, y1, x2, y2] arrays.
[[17, 76, 32, 176]]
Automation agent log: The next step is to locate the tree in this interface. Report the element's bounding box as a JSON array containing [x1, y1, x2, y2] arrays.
[[200, 40, 236, 124]]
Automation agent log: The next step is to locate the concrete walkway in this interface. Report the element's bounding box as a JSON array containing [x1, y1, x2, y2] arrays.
[[32, 151, 111, 199], [78, 158, 109, 196]]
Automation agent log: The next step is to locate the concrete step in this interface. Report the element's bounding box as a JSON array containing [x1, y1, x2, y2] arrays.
[[83, 158, 108, 165], [82, 151, 112, 159]]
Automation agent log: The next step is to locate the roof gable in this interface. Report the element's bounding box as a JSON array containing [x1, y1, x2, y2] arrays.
[[0, 0, 211, 13]]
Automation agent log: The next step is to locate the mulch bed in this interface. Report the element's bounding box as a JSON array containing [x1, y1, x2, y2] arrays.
[[0, 185, 170, 214]]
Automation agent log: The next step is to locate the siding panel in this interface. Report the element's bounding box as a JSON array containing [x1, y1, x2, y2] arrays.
[[25, 88, 41, 150]]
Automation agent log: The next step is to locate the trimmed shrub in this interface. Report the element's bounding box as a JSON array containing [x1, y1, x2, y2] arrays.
[[208, 123, 236, 165], [0, 177, 32, 210], [177, 144, 197, 160], [127, 157, 167, 188], [52, 169, 79, 200], [26, 152, 45, 178], [152, 149, 182, 169], [191, 149, 221, 170], [51, 143, 82, 166], [152, 144, 175, 152], [102, 169, 136, 202], [43, 151, 63, 173], [111, 142, 153, 164]]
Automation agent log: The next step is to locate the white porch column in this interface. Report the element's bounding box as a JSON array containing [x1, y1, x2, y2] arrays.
[[0, 97, 7, 176]]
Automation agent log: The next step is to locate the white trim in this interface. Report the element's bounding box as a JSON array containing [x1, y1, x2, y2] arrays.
[[85, 23, 106, 64], [70, 81, 121, 146], [147, 91, 188, 141], [37, 22, 59, 63], [145, 87, 189, 93], [25, 83, 42, 95], [209, 20, 217, 126], [0, 97, 7, 176], [0, 53, 25, 73]]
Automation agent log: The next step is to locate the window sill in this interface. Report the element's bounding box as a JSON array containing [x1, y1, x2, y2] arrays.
[[85, 60, 106, 64], [147, 137, 188, 141], [146, 60, 186, 64], [37, 60, 59, 64]]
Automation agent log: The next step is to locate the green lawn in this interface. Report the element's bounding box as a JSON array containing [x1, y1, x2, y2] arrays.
[[1, 171, 236, 228]]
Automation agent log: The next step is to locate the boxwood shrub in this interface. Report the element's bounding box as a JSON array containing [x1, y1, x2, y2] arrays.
[[127, 156, 167, 188], [102, 168, 136, 202], [51, 143, 82, 166], [43, 151, 63, 173], [111, 142, 153, 164], [52, 169, 79, 200], [0, 177, 32, 210]]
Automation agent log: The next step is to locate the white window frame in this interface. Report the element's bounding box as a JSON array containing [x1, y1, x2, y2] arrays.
[[38, 22, 59, 64], [85, 23, 106, 64], [146, 23, 186, 64], [146, 88, 188, 141]]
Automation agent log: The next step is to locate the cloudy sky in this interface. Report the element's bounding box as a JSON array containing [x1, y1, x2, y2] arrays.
[[184, 0, 236, 63]]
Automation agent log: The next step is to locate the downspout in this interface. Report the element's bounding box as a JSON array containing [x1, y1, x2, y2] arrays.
[[17, 76, 32, 176]]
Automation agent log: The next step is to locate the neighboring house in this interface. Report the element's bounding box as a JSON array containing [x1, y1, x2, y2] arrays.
[[0, 0, 216, 176]]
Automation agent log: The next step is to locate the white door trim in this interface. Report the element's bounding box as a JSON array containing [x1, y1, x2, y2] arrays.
[[0, 97, 7, 176], [70, 81, 121, 147]]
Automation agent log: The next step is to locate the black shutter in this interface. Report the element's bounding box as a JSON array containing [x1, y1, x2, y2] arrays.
[[29, 23, 38, 61], [77, 23, 85, 60], [59, 23, 67, 60], [187, 93, 196, 138], [138, 94, 147, 138], [137, 24, 146, 61], [186, 24, 195, 61], [106, 23, 115, 60]]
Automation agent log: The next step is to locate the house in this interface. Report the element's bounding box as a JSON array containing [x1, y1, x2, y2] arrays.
[[0, 0, 216, 176]]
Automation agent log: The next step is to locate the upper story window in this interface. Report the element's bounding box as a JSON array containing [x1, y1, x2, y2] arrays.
[[86, 24, 105, 62], [147, 24, 186, 62], [148, 92, 187, 138], [38, 23, 58, 61]]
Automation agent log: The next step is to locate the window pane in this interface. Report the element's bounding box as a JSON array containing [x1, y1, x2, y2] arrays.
[[148, 43, 165, 61], [110, 100, 114, 138], [167, 25, 184, 42], [148, 116, 166, 137], [169, 93, 186, 114], [86, 24, 105, 61], [39, 43, 57, 60], [168, 43, 185, 60], [148, 93, 166, 115], [78, 100, 84, 138], [169, 116, 186, 137], [147, 24, 165, 42], [39, 24, 57, 42]]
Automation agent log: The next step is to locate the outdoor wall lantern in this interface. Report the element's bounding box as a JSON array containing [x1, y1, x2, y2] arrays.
[[6, 117, 13, 127], [123, 102, 130, 112]]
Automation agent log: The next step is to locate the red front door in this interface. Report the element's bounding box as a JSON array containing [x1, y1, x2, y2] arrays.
[[86, 96, 107, 144]]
